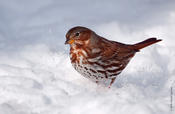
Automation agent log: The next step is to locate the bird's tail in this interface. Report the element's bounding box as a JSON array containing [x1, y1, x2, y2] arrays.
[[133, 38, 162, 50]]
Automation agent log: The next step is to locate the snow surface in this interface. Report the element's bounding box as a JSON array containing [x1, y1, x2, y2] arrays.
[[0, 0, 175, 114]]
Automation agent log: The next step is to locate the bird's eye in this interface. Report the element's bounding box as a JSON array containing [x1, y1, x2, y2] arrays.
[[75, 32, 80, 37]]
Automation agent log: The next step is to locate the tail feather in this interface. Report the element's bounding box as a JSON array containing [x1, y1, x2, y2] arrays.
[[133, 38, 162, 50]]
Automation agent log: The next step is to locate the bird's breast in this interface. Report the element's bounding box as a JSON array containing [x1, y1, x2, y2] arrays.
[[70, 47, 88, 65]]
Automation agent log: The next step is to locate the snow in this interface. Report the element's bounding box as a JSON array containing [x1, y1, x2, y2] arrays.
[[0, 0, 175, 114]]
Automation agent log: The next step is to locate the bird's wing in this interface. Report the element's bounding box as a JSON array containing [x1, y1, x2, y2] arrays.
[[95, 38, 136, 77], [99, 38, 136, 61]]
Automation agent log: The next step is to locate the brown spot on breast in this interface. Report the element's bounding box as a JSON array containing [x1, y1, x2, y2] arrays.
[[70, 53, 77, 63], [90, 69, 97, 73], [84, 67, 88, 70]]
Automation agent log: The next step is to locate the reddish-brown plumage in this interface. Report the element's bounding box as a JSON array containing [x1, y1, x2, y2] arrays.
[[65, 26, 162, 87]]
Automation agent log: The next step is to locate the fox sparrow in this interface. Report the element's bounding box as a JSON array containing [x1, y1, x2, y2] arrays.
[[65, 26, 162, 87]]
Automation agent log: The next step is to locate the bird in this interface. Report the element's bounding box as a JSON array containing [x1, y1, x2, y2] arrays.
[[65, 26, 162, 87]]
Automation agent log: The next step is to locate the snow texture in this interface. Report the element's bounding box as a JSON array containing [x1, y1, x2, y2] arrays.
[[0, 0, 175, 114]]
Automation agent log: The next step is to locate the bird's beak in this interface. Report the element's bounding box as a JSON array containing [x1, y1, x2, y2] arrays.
[[65, 39, 75, 45]]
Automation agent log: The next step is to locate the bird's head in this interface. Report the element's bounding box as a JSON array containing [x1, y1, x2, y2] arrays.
[[65, 26, 96, 47]]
